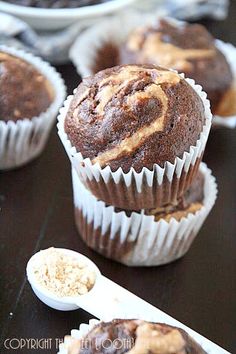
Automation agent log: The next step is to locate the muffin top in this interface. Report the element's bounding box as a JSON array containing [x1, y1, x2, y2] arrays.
[[120, 19, 233, 113], [121, 19, 217, 72], [0, 52, 54, 122], [67, 319, 206, 354], [65, 64, 205, 173]]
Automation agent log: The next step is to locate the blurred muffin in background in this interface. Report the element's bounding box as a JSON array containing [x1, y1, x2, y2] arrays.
[[120, 18, 233, 115], [0, 46, 65, 170], [0, 52, 54, 122]]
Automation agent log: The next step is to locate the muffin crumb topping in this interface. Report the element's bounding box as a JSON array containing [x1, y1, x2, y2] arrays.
[[128, 323, 186, 354], [32, 248, 96, 297]]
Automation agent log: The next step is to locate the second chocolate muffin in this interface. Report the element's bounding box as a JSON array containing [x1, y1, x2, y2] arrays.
[[67, 319, 206, 354], [73, 168, 207, 265], [0, 51, 54, 122], [65, 64, 205, 173], [120, 19, 233, 115]]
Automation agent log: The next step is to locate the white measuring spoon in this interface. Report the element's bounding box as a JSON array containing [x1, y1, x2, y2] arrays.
[[26, 248, 229, 354]]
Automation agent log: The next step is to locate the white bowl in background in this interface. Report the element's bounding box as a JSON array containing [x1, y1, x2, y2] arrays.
[[0, 0, 137, 30]]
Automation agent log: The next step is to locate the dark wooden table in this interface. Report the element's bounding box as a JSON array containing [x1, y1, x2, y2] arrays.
[[1, 4, 236, 354]]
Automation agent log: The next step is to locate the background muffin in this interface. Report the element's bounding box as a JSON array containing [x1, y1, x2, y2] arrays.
[[0, 52, 54, 122], [67, 319, 206, 354], [120, 19, 233, 115], [0, 46, 66, 170]]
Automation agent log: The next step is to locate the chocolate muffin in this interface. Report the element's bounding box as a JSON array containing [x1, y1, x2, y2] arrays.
[[65, 64, 205, 173], [0, 52, 54, 122], [75, 172, 205, 260], [67, 319, 206, 354], [120, 19, 233, 114], [72, 161, 218, 266]]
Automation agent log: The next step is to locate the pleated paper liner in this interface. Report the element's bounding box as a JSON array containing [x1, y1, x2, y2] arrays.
[[70, 13, 236, 128], [0, 45, 66, 170], [57, 75, 212, 210], [72, 162, 217, 267]]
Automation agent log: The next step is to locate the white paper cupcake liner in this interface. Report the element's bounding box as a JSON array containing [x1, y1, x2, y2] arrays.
[[0, 45, 66, 170], [71, 162, 217, 267], [70, 12, 236, 129], [58, 320, 100, 354], [57, 74, 212, 210]]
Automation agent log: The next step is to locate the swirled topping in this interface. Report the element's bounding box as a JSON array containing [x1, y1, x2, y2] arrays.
[[0, 52, 54, 122], [125, 20, 216, 72], [128, 322, 186, 354], [67, 320, 206, 354], [120, 19, 233, 114], [65, 64, 205, 172]]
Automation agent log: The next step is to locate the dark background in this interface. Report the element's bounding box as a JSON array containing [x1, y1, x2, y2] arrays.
[[0, 3, 236, 353]]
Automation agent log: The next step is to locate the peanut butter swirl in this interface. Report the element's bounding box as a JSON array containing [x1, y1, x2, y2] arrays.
[[65, 64, 205, 173], [127, 31, 215, 72], [67, 319, 206, 354], [90, 66, 179, 166], [127, 323, 186, 354], [120, 19, 233, 115]]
